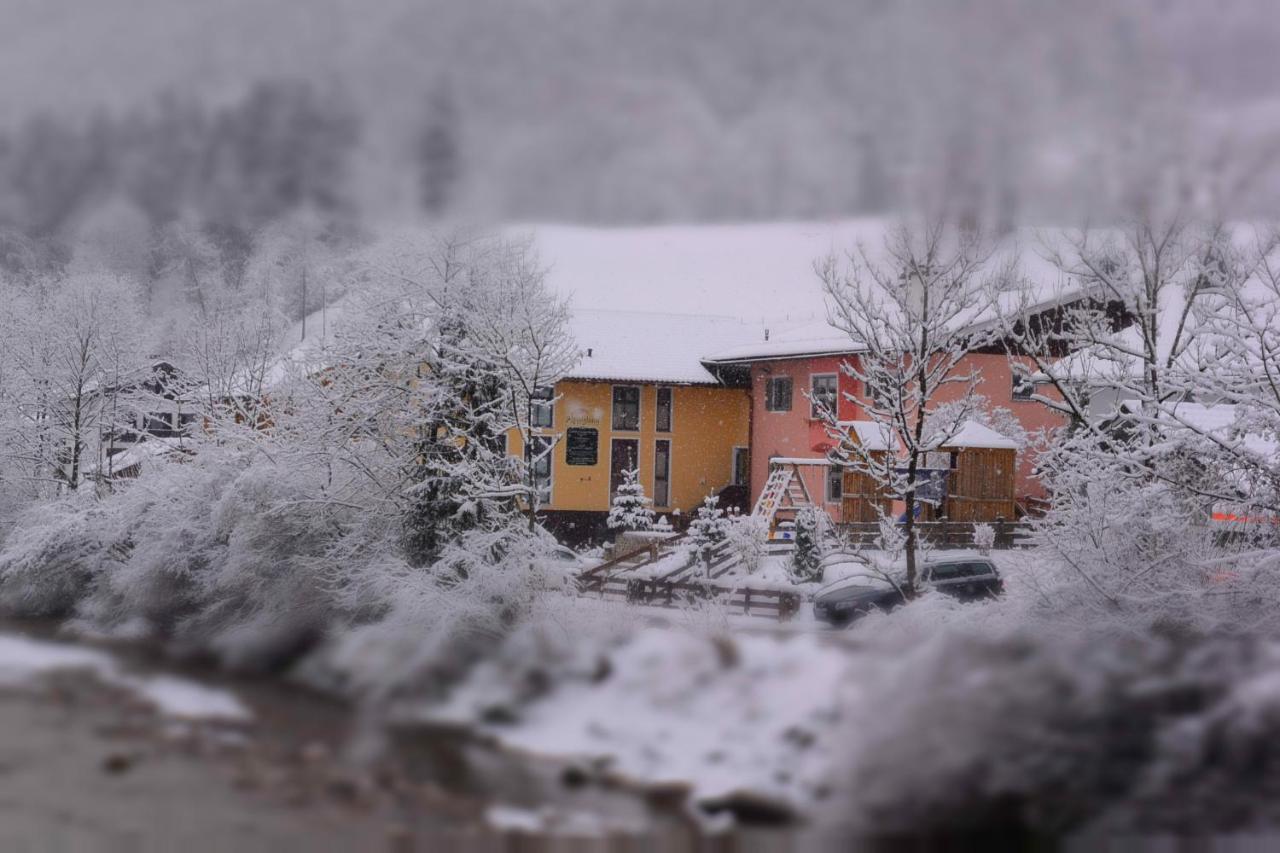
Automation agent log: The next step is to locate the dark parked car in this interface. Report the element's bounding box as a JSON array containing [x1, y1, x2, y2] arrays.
[[812, 555, 1004, 627]]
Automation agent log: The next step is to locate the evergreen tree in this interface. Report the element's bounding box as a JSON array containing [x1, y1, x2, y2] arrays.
[[402, 303, 519, 568], [688, 495, 728, 575], [791, 506, 824, 583], [607, 467, 654, 532]]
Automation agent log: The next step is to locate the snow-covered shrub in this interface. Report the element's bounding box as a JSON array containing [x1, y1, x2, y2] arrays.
[[1024, 432, 1266, 633], [791, 506, 824, 583], [830, 618, 1280, 836], [607, 467, 654, 532], [304, 526, 561, 700], [972, 522, 995, 555], [688, 495, 728, 572], [725, 514, 768, 574], [0, 495, 118, 617]]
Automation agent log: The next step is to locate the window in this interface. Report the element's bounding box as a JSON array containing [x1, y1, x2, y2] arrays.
[[1012, 373, 1036, 401], [654, 439, 671, 507], [565, 428, 598, 465], [531, 386, 554, 428], [865, 378, 894, 410], [610, 439, 639, 496], [928, 561, 994, 581], [826, 465, 844, 503], [525, 435, 553, 505], [144, 412, 176, 437], [765, 376, 793, 412], [612, 385, 640, 431], [810, 374, 838, 418], [656, 387, 673, 432], [732, 447, 749, 486]]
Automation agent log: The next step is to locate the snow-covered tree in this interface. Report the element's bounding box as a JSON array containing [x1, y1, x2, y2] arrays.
[[0, 273, 145, 496], [725, 513, 768, 573], [990, 214, 1280, 626], [607, 468, 654, 532], [283, 231, 574, 569], [819, 220, 1001, 596], [688, 495, 728, 576], [791, 505, 824, 583]]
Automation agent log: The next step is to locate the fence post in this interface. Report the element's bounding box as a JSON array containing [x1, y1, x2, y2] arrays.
[[743, 587, 752, 615], [995, 516, 1008, 549], [940, 517, 951, 548]]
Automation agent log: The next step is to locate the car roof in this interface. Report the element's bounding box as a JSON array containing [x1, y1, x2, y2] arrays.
[[925, 551, 994, 564]]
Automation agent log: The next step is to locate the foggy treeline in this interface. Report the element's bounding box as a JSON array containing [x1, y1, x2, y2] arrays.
[[1, 0, 1279, 267]]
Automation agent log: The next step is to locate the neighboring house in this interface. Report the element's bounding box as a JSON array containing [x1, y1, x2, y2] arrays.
[[507, 309, 756, 542], [702, 326, 1068, 521], [81, 360, 197, 486]]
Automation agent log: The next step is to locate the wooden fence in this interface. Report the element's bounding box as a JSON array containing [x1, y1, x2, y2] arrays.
[[578, 532, 687, 581], [835, 518, 1031, 549], [576, 574, 802, 621]]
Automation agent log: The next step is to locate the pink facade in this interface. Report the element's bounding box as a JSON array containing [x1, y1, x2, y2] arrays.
[[746, 352, 1065, 521]]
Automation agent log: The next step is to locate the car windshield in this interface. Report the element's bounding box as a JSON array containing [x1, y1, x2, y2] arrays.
[[927, 561, 995, 580]]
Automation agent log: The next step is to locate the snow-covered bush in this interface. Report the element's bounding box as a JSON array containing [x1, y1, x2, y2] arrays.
[[725, 513, 768, 573], [972, 522, 995, 555], [791, 506, 824, 583], [0, 495, 118, 617], [688, 495, 728, 572], [606, 467, 654, 532]]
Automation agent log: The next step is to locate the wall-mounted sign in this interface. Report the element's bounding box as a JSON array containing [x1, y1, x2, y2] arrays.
[[565, 427, 599, 466]]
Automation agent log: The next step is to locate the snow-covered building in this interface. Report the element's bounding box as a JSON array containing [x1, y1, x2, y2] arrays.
[[508, 309, 758, 542], [521, 221, 1108, 528], [699, 333, 1063, 521], [77, 360, 198, 487]]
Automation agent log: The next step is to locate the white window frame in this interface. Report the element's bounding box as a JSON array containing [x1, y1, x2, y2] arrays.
[[653, 437, 673, 509], [526, 434, 555, 506], [808, 372, 838, 419], [608, 437, 641, 499], [825, 463, 844, 504], [611, 384, 642, 432], [531, 386, 555, 429], [764, 375, 793, 413], [655, 386, 674, 433], [1011, 372, 1037, 402], [731, 445, 750, 487]]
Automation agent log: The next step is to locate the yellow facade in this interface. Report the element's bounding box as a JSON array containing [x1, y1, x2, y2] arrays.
[[508, 380, 750, 516]]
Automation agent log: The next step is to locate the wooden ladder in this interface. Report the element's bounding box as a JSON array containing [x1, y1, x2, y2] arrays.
[[751, 462, 815, 535]]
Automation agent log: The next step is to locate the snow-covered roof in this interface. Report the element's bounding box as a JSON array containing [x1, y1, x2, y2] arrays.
[[85, 436, 190, 480], [938, 420, 1019, 450], [1141, 401, 1278, 458], [837, 420, 896, 452], [704, 319, 858, 363], [525, 220, 875, 322], [566, 309, 761, 385]]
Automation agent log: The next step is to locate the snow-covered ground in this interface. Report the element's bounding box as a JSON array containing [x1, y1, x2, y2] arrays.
[[433, 618, 855, 815], [617, 545, 875, 590], [0, 633, 250, 722], [431, 548, 1036, 821]]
